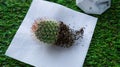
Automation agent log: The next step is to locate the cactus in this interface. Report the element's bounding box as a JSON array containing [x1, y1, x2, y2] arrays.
[[32, 18, 84, 48]]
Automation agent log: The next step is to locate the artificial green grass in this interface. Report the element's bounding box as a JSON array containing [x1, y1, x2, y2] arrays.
[[0, 0, 120, 67]]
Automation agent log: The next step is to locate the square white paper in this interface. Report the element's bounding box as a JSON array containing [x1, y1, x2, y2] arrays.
[[5, 0, 98, 67]]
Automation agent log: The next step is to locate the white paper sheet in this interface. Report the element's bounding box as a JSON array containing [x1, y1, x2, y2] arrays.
[[5, 0, 98, 67]]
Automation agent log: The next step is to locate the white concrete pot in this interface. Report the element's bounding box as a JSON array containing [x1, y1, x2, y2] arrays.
[[76, 0, 111, 14]]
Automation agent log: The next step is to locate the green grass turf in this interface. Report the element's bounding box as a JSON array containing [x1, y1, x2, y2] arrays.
[[0, 0, 120, 67]]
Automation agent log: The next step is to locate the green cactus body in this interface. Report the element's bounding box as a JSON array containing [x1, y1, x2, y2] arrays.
[[34, 20, 59, 44]]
